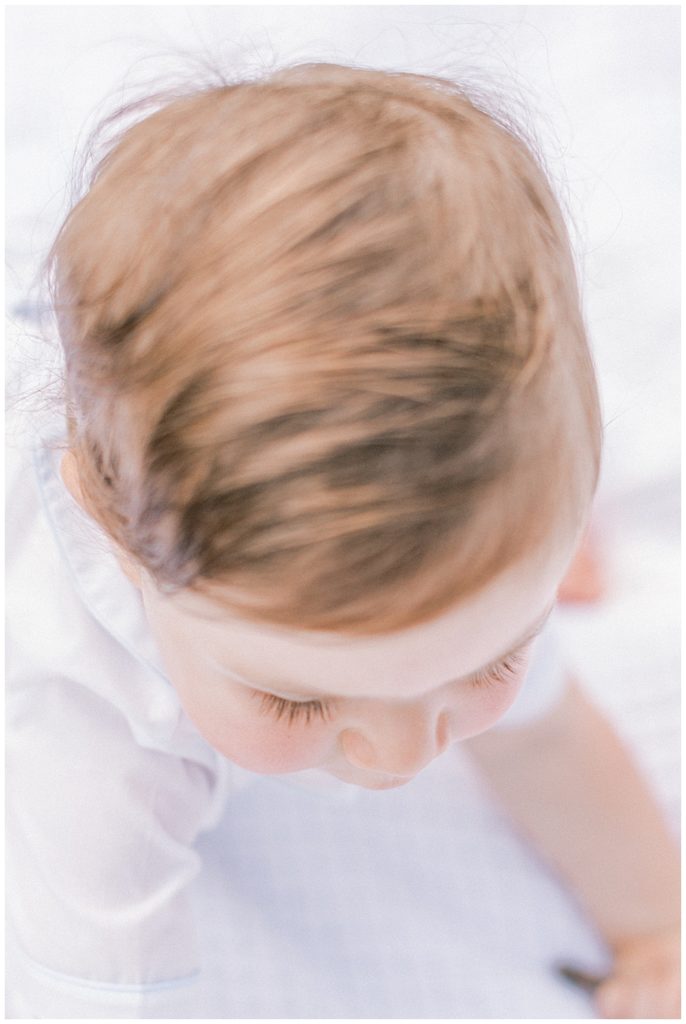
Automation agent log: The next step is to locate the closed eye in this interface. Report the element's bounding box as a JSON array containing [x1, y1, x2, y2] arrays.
[[255, 691, 334, 725], [470, 646, 529, 689]]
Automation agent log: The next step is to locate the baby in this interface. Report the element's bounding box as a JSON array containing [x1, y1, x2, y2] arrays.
[[6, 63, 679, 1018]]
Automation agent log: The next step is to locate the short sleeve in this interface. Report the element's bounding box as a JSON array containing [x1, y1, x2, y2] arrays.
[[490, 615, 570, 730], [5, 674, 219, 1018]]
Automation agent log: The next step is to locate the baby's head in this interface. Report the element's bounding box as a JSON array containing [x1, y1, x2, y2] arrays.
[[51, 63, 601, 787]]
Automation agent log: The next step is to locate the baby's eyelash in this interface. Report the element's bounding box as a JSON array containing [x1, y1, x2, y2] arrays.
[[470, 647, 528, 688], [256, 691, 334, 725]]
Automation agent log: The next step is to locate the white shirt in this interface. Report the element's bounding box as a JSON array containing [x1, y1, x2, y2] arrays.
[[6, 389, 570, 1018]]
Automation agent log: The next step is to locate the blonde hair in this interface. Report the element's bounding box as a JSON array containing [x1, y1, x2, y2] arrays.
[[47, 61, 602, 635]]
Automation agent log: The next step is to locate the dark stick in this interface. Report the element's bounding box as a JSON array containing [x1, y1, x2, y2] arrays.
[[556, 963, 609, 993]]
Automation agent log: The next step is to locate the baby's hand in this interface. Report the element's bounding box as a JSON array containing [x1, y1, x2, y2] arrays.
[[594, 925, 680, 1019]]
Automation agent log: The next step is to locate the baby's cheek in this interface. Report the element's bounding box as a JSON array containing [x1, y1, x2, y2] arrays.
[[219, 718, 332, 774], [183, 696, 333, 774], [453, 671, 528, 741]]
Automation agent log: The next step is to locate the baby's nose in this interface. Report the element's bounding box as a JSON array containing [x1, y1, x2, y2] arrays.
[[340, 703, 450, 778]]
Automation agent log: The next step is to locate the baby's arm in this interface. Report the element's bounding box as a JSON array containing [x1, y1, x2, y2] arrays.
[[463, 678, 680, 1019], [6, 675, 217, 1018]]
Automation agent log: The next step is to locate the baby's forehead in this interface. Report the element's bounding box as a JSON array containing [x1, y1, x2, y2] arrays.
[[144, 537, 567, 701]]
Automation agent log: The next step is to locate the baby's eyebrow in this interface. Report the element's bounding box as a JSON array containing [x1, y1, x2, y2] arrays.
[[205, 601, 556, 703]]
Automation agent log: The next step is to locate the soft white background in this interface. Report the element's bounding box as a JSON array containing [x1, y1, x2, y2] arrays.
[[5, 4, 680, 1017]]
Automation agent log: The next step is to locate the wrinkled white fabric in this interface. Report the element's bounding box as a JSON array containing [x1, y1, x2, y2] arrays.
[[6, 406, 569, 1018]]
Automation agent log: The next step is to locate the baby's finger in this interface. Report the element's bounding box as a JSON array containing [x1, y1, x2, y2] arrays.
[[633, 963, 681, 1018], [595, 980, 621, 1018], [594, 978, 636, 1019]]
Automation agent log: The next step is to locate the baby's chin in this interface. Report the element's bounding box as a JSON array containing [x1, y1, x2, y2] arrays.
[[323, 767, 418, 790]]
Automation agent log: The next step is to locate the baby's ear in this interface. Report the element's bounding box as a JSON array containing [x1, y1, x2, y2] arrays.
[[59, 450, 143, 589], [59, 449, 86, 507]]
